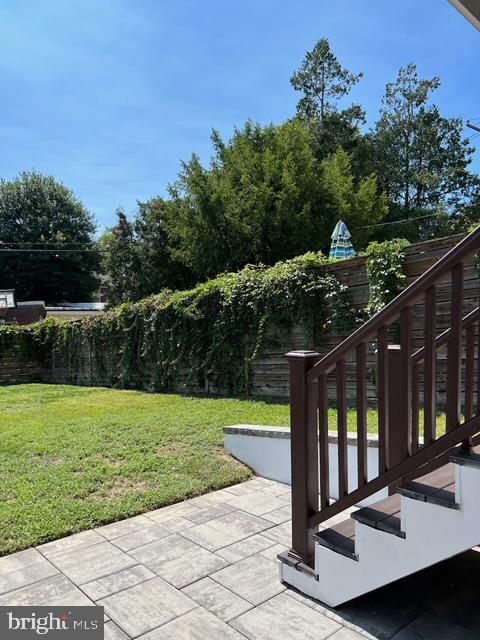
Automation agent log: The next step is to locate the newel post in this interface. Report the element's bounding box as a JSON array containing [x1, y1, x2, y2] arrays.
[[286, 350, 320, 567]]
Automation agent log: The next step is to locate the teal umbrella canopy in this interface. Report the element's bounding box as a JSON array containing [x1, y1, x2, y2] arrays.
[[329, 220, 356, 260]]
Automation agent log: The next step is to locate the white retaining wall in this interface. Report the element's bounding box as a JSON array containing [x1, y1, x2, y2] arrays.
[[224, 425, 387, 505]]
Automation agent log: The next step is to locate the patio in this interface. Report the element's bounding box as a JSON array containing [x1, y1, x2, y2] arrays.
[[1, 476, 479, 640]]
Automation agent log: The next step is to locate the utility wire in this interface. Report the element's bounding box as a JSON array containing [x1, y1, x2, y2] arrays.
[[0, 242, 98, 247], [360, 212, 447, 229], [0, 248, 108, 253], [467, 121, 480, 133]]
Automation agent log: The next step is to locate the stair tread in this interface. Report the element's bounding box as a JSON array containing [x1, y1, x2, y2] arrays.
[[397, 463, 458, 509], [314, 519, 357, 560], [351, 494, 405, 537], [451, 445, 480, 468]]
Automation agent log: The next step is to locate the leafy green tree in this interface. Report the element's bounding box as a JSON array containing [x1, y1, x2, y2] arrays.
[[134, 197, 192, 297], [102, 201, 192, 305], [0, 171, 100, 302], [102, 209, 139, 306], [370, 63, 477, 238], [165, 119, 328, 280], [321, 147, 388, 249], [165, 120, 389, 281]]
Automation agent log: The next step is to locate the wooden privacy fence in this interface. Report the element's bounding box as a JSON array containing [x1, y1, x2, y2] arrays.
[[287, 227, 480, 567]]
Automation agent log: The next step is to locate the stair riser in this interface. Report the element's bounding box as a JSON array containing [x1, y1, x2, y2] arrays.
[[280, 462, 480, 607]]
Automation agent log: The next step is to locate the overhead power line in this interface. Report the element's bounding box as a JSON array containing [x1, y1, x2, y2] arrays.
[[0, 242, 98, 247], [0, 248, 108, 253], [361, 212, 447, 229], [467, 121, 480, 133]]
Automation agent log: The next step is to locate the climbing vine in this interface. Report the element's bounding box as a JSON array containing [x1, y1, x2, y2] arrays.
[[365, 238, 410, 315], [0, 252, 356, 395]]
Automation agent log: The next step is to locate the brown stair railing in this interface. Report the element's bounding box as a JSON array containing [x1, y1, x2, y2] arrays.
[[287, 227, 480, 569]]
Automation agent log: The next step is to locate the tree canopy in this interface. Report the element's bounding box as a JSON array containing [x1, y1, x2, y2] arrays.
[[367, 63, 478, 239], [3, 39, 477, 307], [164, 119, 387, 282], [0, 171, 100, 303]]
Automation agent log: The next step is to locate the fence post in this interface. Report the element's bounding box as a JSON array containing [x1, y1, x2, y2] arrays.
[[286, 350, 320, 567], [387, 344, 411, 493]]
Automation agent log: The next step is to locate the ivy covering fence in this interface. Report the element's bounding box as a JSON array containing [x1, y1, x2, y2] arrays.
[[2, 247, 391, 394]]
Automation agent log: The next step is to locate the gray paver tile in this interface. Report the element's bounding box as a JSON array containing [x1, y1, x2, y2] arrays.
[[186, 490, 238, 509], [140, 607, 244, 639], [37, 530, 105, 558], [261, 521, 291, 546], [215, 534, 275, 563], [223, 482, 258, 496], [259, 543, 286, 563], [180, 510, 272, 551], [182, 577, 252, 622], [82, 565, 156, 601], [211, 554, 285, 605], [286, 589, 420, 640], [47, 542, 136, 585], [258, 483, 291, 498], [112, 525, 171, 552], [224, 492, 287, 517], [104, 621, 129, 640], [98, 576, 196, 637], [391, 611, 470, 639], [158, 517, 197, 533], [145, 502, 202, 523], [230, 591, 341, 640], [261, 505, 291, 524], [0, 559, 59, 595], [130, 534, 228, 588], [328, 629, 367, 640], [0, 574, 94, 607], [184, 502, 237, 524], [0, 549, 45, 576], [96, 515, 153, 540]]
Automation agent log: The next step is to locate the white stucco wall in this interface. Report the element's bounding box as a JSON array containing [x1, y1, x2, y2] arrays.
[[224, 425, 387, 505]]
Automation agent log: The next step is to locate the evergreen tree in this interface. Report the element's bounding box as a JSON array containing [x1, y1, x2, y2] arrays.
[[134, 197, 192, 296], [103, 209, 139, 306], [165, 120, 388, 281], [290, 38, 363, 122], [321, 147, 388, 249], [370, 63, 477, 238], [290, 38, 365, 162]]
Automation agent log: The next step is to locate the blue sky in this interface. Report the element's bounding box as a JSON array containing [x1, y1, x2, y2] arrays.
[[0, 0, 479, 232]]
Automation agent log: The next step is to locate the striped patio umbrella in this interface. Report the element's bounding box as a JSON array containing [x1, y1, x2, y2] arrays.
[[329, 220, 356, 260]]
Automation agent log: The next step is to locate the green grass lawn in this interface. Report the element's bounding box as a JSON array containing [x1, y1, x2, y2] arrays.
[[0, 384, 290, 555], [0, 383, 446, 556]]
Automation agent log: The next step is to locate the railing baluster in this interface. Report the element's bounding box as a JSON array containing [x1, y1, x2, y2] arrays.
[[465, 324, 475, 421], [400, 306, 412, 458], [477, 304, 480, 415], [424, 286, 437, 445], [412, 363, 420, 452], [377, 325, 388, 473], [356, 343, 368, 487], [447, 263, 463, 433], [337, 358, 348, 498], [318, 373, 329, 510]]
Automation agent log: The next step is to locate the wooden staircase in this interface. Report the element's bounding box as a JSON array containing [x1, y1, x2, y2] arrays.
[[278, 227, 480, 606]]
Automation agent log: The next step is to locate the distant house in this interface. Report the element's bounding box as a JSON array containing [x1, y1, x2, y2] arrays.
[[45, 302, 106, 320], [0, 289, 46, 325]]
